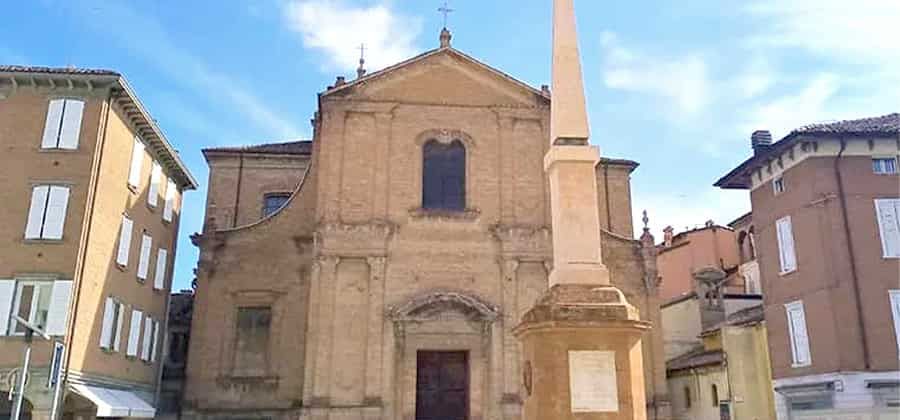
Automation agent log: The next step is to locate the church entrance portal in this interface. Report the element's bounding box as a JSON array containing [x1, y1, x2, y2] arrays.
[[415, 351, 469, 420]]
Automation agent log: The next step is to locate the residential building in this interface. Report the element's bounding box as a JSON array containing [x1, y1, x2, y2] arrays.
[[0, 66, 197, 419], [183, 29, 673, 420], [657, 221, 750, 301], [715, 113, 900, 419]]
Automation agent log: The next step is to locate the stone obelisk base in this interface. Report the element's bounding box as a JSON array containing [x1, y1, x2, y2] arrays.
[[514, 285, 650, 420]]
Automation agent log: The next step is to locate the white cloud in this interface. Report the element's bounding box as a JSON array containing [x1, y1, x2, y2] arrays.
[[599, 31, 712, 116], [741, 73, 842, 139], [283, 0, 422, 72], [731, 56, 774, 100]]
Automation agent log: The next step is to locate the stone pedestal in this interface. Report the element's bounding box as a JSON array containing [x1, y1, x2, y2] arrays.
[[514, 285, 650, 420]]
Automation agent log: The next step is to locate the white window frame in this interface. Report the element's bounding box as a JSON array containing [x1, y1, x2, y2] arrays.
[[8, 280, 54, 336], [126, 308, 143, 357], [128, 137, 145, 190], [41, 98, 84, 150], [785, 300, 812, 367], [153, 248, 168, 290], [163, 179, 177, 223], [890, 290, 900, 359], [148, 162, 162, 208], [136, 233, 152, 281], [141, 315, 153, 361], [776, 216, 798, 274], [773, 176, 786, 195], [873, 157, 898, 175], [99, 297, 125, 351], [150, 320, 160, 362], [875, 198, 900, 258], [25, 185, 70, 240], [116, 215, 134, 267]]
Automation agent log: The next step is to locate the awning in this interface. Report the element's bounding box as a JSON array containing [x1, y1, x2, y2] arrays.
[[71, 384, 156, 418]]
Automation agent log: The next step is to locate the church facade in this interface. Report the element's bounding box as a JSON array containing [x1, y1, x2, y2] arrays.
[[183, 32, 670, 420]]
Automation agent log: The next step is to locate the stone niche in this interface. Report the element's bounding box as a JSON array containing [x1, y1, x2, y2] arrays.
[[388, 291, 501, 420]]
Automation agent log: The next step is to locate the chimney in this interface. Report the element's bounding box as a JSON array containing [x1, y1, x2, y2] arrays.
[[663, 226, 674, 247], [541, 84, 551, 96], [751, 130, 772, 155]]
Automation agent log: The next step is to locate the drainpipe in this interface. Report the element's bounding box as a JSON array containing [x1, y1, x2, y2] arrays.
[[834, 138, 870, 369], [232, 152, 244, 228], [54, 88, 114, 420]]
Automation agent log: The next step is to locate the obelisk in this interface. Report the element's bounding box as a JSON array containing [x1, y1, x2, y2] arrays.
[[513, 1, 650, 419]]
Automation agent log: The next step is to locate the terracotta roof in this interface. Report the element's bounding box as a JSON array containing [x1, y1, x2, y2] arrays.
[[0, 65, 120, 76], [203, 140, 312, 156], [667, 348, 724, 372], [715, 113, 899, 189]]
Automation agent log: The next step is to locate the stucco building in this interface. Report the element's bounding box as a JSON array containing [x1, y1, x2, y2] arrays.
[[716, 114, 900, 419], [0, 65, 197, 419], [184, 30, 672, 420]]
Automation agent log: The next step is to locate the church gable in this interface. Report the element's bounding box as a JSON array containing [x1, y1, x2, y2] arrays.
[[325, 48, 548, 108]]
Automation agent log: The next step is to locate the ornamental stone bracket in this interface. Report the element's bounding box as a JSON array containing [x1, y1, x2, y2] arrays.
[[315, 222, 396, 257], [490, 225, 553, 261]]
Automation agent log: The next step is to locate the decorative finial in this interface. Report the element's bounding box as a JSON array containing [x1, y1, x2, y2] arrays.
[[438, 1, 454, 29], [642, 210, 650, 232], [440, 27, 452, 48], [357, 43, 367, 78]]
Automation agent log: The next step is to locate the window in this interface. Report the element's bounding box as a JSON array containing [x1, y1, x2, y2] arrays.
[[776, 216, 797, 273], [873, 157, 898, 174], [128, 137, 145, 189], [126, 308, 143, 357], [141, 315, 154, 361], [875, 199, 900, 258], [99, 297, 125, 351], [25, 185, 70, 240], [785, 301, 812, 367], [150, 319, 160, 362], [41, 98, 84, 150], [137, 233, 152, 281], [742, 261, 762, 295], [422, 140, 466, 211], [148, 162, 162, 207], [262, 193, 290, 217], [773, 176, 786, 195], [153, 248, 168, 290], [8, 281, 51, 334], [684, 386, 692, 408], [116, 216, 134, 266], [234, 307, 272, 376], [890, 291, 900, 356], [711, 384, 719, 407], [163, 179, 177, 222]]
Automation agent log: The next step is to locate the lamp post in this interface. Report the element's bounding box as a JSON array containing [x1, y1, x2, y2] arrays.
[[9, 315, 51, 420]]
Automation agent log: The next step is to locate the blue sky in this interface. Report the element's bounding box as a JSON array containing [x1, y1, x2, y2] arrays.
[[3, 0, 897, 291]]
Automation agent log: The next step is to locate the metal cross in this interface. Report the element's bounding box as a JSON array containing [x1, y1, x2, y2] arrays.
[[358, 43, 366, 62], [438, 1, 454, 29]]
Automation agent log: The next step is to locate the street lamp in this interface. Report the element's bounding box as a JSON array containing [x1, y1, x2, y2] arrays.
[[9, 315, 51, 420]]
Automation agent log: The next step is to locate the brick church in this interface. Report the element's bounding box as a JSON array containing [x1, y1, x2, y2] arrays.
[[184, 29, 671, 420]]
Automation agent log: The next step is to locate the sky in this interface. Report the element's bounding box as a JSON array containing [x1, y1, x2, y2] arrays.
[[3, 0, 898, 291]]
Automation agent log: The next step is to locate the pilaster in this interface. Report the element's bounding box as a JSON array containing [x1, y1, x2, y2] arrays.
[[364, 256, 387, 413]]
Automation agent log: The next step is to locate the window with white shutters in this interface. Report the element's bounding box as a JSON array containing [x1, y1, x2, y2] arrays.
[[127, 309, 143, 357], [153, 249, 168, 290], [890, 290, 900, 357], [137, 234, 152, 280], [116, 216, 133, 266], [785, 301, 811, 366], [776, 216, 798, 273], [163, 179, 177, 222], [44, 280, 72, 336], [148, 162, 162, 207], [141, 316, 153, 361], [25, 185, 70, 240], [9, 281, 53, 335], [41, 98, 84, 150], [0, 280, 15, 336], [873, 157, 898, 175], [150, 320, 160, 362], [875, 199, 900, 258], [99, 297, 124, 351], [128, 137, 145, 189]]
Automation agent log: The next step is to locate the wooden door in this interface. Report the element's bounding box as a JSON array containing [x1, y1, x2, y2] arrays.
[[415, 351, 469, 420]]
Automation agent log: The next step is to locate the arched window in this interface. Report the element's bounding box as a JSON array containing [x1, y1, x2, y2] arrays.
[[262, 193, 290, 217], [422, 139, 466, 211]]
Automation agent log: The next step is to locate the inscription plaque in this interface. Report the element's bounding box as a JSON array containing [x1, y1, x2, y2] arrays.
[[568, 350, 618, 412]]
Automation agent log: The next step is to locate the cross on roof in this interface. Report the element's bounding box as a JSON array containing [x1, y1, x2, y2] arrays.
[[438, 1, 454, 29], [358, 43, 366, 62]]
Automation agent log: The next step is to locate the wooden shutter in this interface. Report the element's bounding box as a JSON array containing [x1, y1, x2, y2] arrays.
[[113, 302, 124, 351], [163, 179, 176, 222], [890, 290, 900, 355], [0, 280, 15, 336], [58, 99, 84, 150], [128, 137, 145, 189], [776, 217, 797, 272], [41, 99, 65, 148], [141, 316, 153, 361], [153, 249, 168, 290], [25, 186, 50, 239], [137, 234, 152, 280], [45, 280, 72, 336], [148, 162, 162, 207], [116, 216, 133, 266], [127, 309, 143, 357], [150, 320, 160, 362], [42, 186, 70, 240], [875, 199, 900, 258], [786, 302, 811, 365], [100, 297, 115, 348]]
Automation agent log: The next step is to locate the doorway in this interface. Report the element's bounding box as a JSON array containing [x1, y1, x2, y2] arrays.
[[415, 351, 469, 420]]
